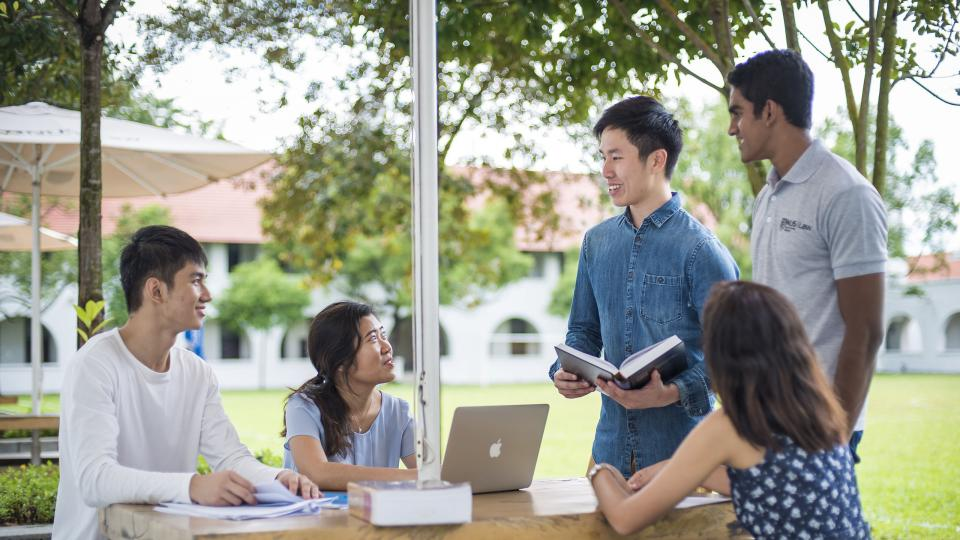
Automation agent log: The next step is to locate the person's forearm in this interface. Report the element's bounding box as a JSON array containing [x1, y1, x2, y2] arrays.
[[701, 466, 730, 496], [300, 461, 416, 490], [834, 273, 885, 434], [834, 325, 883, 433]]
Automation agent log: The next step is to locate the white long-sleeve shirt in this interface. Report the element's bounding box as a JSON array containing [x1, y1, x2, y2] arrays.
[[53, 329, 280, 540]]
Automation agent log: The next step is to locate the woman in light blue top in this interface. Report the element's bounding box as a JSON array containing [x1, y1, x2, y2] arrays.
[[281, 301, 416, 490]]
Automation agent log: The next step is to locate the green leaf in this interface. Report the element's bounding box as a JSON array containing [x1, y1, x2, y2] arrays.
[[89, 318, 112, 336], [76, 329, 89, 343]]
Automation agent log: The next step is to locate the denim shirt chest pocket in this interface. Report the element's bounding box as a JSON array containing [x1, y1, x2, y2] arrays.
[[640, 273, 683, 324]]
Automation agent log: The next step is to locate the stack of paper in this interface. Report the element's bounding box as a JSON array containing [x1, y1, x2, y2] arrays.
[[154, 481, 340, 520]]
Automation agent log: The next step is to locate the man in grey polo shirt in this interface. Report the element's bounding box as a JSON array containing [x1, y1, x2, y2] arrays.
[[727, 50, 886, 461]]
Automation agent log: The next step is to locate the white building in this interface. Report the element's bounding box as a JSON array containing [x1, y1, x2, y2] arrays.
[[4, 168, 955, 396], [0, 165, 605, 393], [878, 253, 960, 373]]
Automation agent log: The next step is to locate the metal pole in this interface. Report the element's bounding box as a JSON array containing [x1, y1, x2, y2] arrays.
[[410, 0, 442, 486], [30, 146, 43, 465]]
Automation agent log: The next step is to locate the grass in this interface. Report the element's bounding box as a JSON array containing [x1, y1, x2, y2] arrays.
[[3, 374, 958, 538]]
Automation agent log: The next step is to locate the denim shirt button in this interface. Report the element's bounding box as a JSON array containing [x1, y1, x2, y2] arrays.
[[627, 271, 634, 279], [657, 276, 665, 284]]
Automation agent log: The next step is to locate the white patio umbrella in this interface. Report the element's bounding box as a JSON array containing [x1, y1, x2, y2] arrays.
[[0, 211, 77, 252], [0, 101, 271, 418]]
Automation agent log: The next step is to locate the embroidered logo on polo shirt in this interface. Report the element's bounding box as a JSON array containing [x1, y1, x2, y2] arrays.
[[779, 218, 812, 232]]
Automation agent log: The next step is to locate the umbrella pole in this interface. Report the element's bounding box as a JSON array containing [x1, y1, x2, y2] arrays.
[[30, 150, 43, 465], [411, 0, 442, 486]]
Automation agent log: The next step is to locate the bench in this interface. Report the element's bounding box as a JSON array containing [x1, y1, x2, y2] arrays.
[[0, 414, 60, 465]]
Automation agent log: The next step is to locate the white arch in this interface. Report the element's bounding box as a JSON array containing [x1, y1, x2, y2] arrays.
[[944, 312, 960, 352], [489, 317, 541, 357], [885, 314, 922, 353]]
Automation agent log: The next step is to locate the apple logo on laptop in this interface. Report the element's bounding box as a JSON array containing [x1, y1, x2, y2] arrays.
[[489, 438, 502, 459]]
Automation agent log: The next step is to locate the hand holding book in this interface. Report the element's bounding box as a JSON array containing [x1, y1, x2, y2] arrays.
[[595, 370, 681, 409]]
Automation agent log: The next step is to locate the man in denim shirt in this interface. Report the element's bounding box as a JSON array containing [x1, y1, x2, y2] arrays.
[[550, 96, 739, 477]]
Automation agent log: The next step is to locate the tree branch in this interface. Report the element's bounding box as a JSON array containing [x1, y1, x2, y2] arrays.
[[439, 73, 494, 164], [650, 0, 725, 72], [50, 0, 80, 34], [100, 0, 124, 31], [780, 0, 801, 51], [904, 77, 960, 106], [845, 0, 867, 24], [740, 0, 777, 49], [609, 0, 725, 94], [910, 17, 958, 79], [798, 28, 832, 62], [855, 0, 881, 172], [818, 0, 859, 130], [873, 0, 900, 193], [712, 0, 736, 74]]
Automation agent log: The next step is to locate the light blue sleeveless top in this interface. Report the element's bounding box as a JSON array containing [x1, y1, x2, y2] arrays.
[[283, 391, 415, 470]]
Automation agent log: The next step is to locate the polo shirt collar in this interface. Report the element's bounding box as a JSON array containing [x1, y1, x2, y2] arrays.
[[766, 139, 828, 188], [618, 192, 682, 230]]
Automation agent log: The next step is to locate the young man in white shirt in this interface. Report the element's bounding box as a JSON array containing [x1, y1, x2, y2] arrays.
[[53, 225, 319, 540]]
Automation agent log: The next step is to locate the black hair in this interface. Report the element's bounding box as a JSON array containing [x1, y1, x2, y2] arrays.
[[727, 49, 814, 129], [119, 225, 208, 313], [592, 95, 684, 178], [281, 301, 375, 458]]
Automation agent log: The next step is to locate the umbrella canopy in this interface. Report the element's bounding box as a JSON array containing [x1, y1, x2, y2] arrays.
[[0, 211, 77, 252], [0, 101, 271, 421], [0, 102, 271, 197]]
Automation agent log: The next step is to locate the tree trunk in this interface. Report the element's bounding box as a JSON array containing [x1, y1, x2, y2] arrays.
[[746, 161, 767, 196], [78, 7, 104, 348], [873, 0, 899, 198], [780, 0, 800, 51]]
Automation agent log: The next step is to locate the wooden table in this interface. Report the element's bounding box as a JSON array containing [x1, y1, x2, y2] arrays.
[[101, 478, 750, 539]]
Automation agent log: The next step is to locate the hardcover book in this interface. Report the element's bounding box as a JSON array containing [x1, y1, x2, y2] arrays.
[[347, 480, 472, 526], [555, 335, 687, 390]]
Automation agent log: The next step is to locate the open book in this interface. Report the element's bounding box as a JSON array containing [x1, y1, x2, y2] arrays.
[[555, 335, 687, 390]]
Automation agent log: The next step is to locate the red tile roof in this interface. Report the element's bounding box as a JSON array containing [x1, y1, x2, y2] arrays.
[[905, 253, 960, 282], [39, 163, 274, 244], [30, 163, 608, 251]]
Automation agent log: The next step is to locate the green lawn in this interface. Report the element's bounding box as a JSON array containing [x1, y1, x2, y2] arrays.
[[4, 374, 958, 538]]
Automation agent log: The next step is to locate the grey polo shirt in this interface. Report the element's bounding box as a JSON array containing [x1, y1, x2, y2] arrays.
[[751, 140, 886, 428]]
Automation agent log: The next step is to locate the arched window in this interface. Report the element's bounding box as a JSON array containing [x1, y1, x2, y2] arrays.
[[0, 317, 57, 365], [389, 317, 449, 366], [886, 316, 921, 352], [490, 318, 541, 357], [203, 321, 250, 361], [280, 321, 310, 360], [945, 313, 960, 351]]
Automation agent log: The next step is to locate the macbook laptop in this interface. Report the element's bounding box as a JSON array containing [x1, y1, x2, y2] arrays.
[[440, 404, 549, 494]]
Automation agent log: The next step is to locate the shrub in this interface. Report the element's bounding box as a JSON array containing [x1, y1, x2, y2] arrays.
[[0, 462, 59, 524], [254, 448, 283, 468], [196, 449, 282, 473], [0, 429, 58, 439]]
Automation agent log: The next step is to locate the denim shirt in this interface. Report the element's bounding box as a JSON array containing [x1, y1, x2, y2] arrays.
[[549, 193, 739, 476]]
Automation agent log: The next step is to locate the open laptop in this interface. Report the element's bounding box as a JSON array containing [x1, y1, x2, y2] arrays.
[[440, 404, 549, 494]]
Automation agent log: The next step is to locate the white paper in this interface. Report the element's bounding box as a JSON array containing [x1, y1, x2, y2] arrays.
[[254, 480, 304, 504], [155, 499, 329, 520], [675, 495, 731, 509], [154, 481, 335, 520]]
